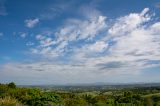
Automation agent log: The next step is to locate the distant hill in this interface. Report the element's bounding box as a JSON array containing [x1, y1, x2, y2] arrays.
[[18, 82, 160, 91]]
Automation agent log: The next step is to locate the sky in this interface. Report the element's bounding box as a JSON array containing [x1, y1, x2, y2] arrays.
[[0, 0, 160, 85]]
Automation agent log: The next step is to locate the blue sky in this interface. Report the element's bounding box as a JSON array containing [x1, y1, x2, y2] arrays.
[[0, 0, 160, 85]]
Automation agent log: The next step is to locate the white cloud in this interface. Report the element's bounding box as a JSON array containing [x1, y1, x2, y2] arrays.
[[105, 8, 160, 63], [56, 15, 107, 41], [25, 18, 39, 28], [72, 41, 108, 62], [151, 22, 160, 30], [26, 42, 34, 46], [70, 8, 160, 74], [108, 8, 150, 36], [86, 41, 108, 52], [31, 15, 107, 58], [31, 8, 160, 70], [19, 32, 27, 38], [35, 34, 56, 47]]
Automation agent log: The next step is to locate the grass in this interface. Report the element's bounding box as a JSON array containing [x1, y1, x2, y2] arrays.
[[0, 96, 25, 106]]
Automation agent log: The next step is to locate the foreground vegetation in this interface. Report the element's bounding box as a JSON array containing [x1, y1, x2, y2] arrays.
[[1, 83, 160, 106]]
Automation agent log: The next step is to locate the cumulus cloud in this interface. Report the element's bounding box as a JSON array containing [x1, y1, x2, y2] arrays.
[[25, 18, 39, 28], [106, 8, 160, 62]]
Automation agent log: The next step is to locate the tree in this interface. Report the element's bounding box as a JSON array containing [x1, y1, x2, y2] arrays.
[[8, 82, 16, 89]]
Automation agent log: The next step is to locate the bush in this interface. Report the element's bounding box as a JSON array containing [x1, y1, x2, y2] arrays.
[[8, 82, 16, 89]]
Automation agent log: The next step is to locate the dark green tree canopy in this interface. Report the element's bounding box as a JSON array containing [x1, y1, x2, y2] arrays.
[[8, 82, 16, 88]]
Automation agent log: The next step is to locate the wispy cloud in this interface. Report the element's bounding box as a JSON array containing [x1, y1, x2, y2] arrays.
[[25, 18, 39, 28], [31, 14, 107, 58]]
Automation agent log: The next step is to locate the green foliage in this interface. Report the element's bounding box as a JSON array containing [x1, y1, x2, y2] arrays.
[[8, 88, 63, 106], [144, 97, 153, 106], [64, 96, 88, 106], [0, 84, 8, 96], [1, 82, 160, 106], [94, 101, 108, 106], [8, 82, 16, 89], [0, 83, 63, 106]]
